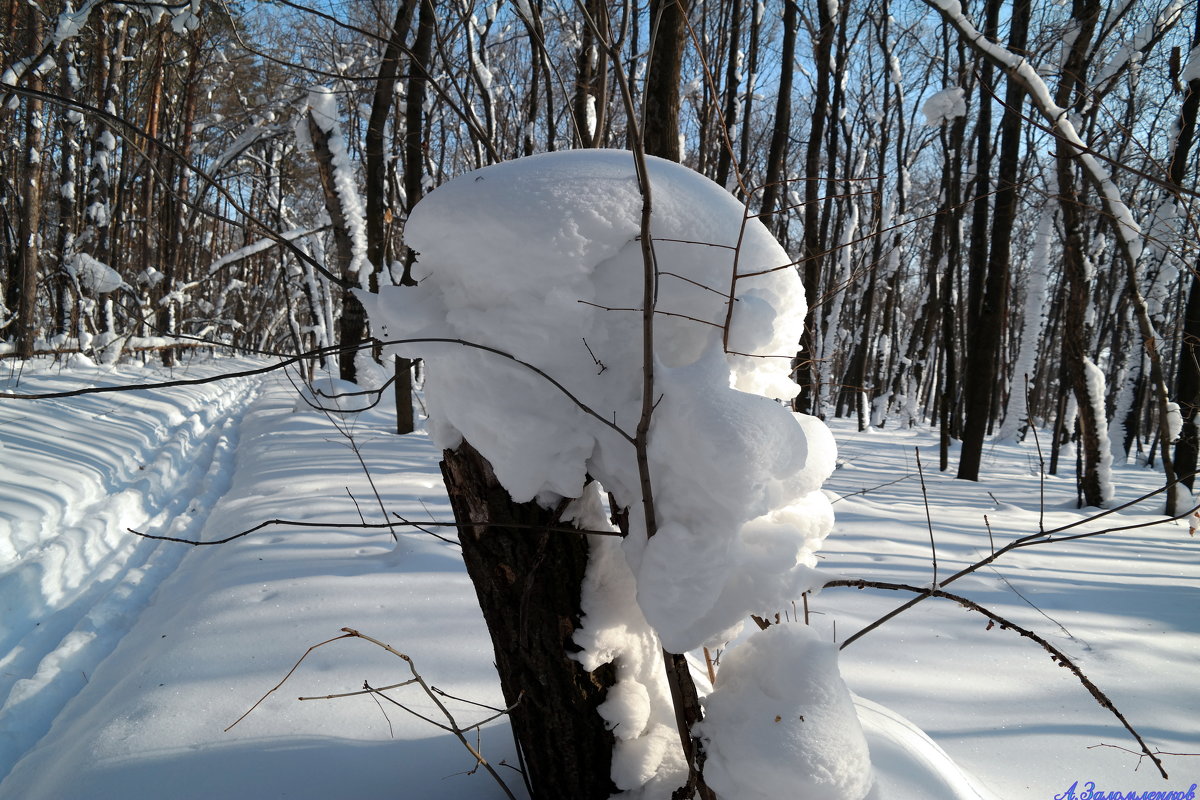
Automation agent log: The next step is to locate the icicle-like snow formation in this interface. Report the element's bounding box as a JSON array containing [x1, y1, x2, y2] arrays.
[[362, 150, 855, 796]]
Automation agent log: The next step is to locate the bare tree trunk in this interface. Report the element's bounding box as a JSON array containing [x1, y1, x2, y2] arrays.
[[935, 37, 968, 469], [12, 13, 44, 359], [1169, 2, 1200, 496], [957, 0, 1029, 481], [963, 0, 999, 343], [367, 0, 416, 287], [573, 0, 607, 148], [794, 0, 834, 415], [712, 0, 741, 188], [367, 0, 418, 432], [440, 441, 617, 800], [403, 0, 435, 217], [138, 26, 171, 364], [737, 0, 761, 177], [54, 44, 83, 339], [1055, 0, 1106, 507], [758, 0, 796, 236], [643, 0, 689, 162]]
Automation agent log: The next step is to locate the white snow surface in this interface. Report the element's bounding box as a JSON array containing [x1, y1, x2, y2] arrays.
[[699, 623, 873, 800], [361, 150, 833, 657], [0, 358, 1196, 799]]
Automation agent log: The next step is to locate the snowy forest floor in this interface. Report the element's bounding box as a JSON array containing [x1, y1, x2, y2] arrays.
[[0, 355, 1196, 799]]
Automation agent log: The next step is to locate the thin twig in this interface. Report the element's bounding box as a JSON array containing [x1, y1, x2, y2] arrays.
[[392, 510, 462, 546], [342, 629, 519, 800], [347, 488, 368, 527], [829, 473, 914, 503], [367, 683, 396, 738], [1086, 742, 1199, 771], [284, 368, 399, 541], [225, 632, 354, 731], [230, 627, 519, 800], [298, 679, 418, 700], [128, 516, 621, 546]]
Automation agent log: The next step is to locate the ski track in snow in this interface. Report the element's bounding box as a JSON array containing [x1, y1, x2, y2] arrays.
[[0, 361, 263, 782]]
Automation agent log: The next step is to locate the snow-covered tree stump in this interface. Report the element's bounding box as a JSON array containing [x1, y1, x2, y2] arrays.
[[441, 440, 617, 799]]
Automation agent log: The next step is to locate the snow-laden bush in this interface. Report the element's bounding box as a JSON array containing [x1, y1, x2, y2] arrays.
[[362, 149, 870, 798]]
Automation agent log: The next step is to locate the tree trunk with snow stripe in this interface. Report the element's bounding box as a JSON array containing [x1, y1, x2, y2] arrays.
[[440, 441, 617, 800]]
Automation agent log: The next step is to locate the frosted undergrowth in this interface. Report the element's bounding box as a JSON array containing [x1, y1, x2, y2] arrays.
[[363, 150, 870, 798]]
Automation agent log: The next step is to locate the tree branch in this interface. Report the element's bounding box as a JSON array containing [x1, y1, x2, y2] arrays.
[[824, 579, 1168, 779]]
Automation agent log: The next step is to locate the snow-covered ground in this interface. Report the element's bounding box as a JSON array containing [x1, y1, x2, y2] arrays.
[[0, 355, 1196, 799]]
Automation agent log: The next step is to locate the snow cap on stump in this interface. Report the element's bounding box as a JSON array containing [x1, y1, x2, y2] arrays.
[[362, 149, 835, 654]]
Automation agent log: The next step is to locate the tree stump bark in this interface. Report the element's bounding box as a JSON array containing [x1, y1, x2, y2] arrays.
[[440, 441, 617, 800]]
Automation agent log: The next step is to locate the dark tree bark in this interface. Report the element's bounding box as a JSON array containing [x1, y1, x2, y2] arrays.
[[793, 0, 835, 415], [963, 0, 1000, 344], [712, 0, 741, 189], [937, 108, 969, 469], [643, 0, 689, 162], [440, 441, 617, 800], [1054, 0, 1105, 507], [11, 12, 44, 359], [366, 0, 416, 288], [956, 0, 1030, 481], [403, 0, 435, 217], [1169, 2, 1200, 495], [367, 0, 418, 432], [737, 0, 761, 177], [54, 44, 83, 339], [758, 0, 797, 237], [573, 0, 608, 148]]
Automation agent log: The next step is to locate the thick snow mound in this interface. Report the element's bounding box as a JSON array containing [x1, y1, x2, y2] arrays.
[[362, 147, 833, 652], [699, 623, 873, 800]]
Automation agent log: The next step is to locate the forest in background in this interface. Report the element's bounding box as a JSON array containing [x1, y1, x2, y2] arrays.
[[1, 0, 1198, 509]]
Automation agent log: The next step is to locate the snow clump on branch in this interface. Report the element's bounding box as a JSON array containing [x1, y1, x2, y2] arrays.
[[921, 87, 967, 126]]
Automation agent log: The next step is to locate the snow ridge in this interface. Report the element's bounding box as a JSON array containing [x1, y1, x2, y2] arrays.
[[0, 362, 262, 781]]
